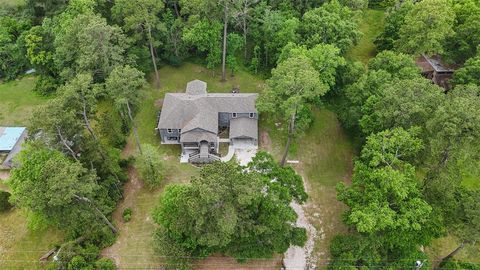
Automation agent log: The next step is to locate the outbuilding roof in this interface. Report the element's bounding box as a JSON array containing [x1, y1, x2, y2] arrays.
[[0, 127, 26, 152]]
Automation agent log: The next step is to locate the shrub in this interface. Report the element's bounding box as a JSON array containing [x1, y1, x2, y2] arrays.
[[136, 144, 165, 190], [0, 190, 13, 212], [122, 208, 132, 222], [95, 258, 116, 270]]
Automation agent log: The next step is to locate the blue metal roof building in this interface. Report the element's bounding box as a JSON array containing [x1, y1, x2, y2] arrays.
[[0, 127, 26, 152]]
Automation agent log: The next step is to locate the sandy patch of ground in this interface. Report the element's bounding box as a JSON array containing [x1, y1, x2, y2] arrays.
[[0, 171, 9, 181], [260, 131, 272, 152]]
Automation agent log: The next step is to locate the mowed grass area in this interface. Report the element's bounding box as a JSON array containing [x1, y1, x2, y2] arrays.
[[0, 0, 25, 7], [262, 108, 355, 269], [346, 9, 385, 64], [0, 76, 50, 126], [0, 77, 62, 269]]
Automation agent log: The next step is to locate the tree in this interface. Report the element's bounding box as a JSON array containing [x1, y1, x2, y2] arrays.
[[261, 9, 300, 67], [152, 161, 306, 265], [374, 1, 414, 51], [444, 0, 480, 63], [161, 9, 186, 65], [112, 0, 164, 88], [396, 0, 455, 55], [335, 128, 440, 268], [54, 13, 128, 81], [136, 144, 165, 190], [257, 55, 325, 166], [451, 53, 480, 86], [9, 143, 117, 233], [359, 77, 444, 136], [183, 19, 223, 75], [105, 65, 146, 154], [278, 42, 346, 88], [226, 33, 244, 76], [340, 51, 420, 132], [0, 15, 31, 80], [300, 0, 360, 52]]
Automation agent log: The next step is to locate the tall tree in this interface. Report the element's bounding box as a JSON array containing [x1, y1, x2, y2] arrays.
[[9, 143, 117, 233], [257, 55, 325, 166], [105, 65, 147, 154], [451, 53, 480, 86], [300, 0, 360, 52], [152, 161, 306, 265], [136, 144, 165, 190], [54, 13, 127, 81], [112, 0, 164, 87], [396, 0, 455, 55]]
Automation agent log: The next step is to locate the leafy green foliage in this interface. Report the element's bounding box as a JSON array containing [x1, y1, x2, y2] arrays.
[[300, 0, 360, 52], [136, 144, 165, 190], [122, 208, 132, 223], [152, 161, 306, 264], [9, 143, 100, 230], [374, 1, 414, 52], [0, 190, 13, 212], [0, 15, 31, 80], [452, 54, 480, 86], [183, 19, 222, 71], [396, 0, 455, 55]]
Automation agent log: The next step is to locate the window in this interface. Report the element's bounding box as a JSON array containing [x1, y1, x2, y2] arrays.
[[167, 129, 173, 133], [232, 113, 237, 118], [249, 113, 254, 118], [168, 137, 178, 141], [178, 129, 181, 133]]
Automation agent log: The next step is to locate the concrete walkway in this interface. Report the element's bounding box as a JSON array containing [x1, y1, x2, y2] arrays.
[[220, 145, 235, 162]]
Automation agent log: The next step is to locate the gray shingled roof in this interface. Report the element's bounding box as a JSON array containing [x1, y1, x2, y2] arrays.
[[180, 130, 217, 143], [230, 117, 258, 140], [158, 80, 258, 136], [186, 79, 207, 95]]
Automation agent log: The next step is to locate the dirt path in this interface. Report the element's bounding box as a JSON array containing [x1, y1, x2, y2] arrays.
[[0, 171, 9, 181], [101, 140, 144, 266]]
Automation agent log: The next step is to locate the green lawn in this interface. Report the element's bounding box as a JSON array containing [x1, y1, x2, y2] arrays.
[[0, 0, 25, 7], [0, 76, 51, 126], [346, 9, 385, 64]]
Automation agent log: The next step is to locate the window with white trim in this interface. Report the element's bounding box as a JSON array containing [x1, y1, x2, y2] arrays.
[[249, 113, 254, 118], [167, 129, 173, 133], [232, 113, 237, 118]]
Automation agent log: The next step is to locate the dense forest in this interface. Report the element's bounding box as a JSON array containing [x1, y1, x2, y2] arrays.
[[0, 0, 479, 269]]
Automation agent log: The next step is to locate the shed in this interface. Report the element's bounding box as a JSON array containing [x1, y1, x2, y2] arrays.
[[0, 127, 27, 169]]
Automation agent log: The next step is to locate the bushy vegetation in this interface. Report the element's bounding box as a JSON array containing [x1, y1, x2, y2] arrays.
[[122, 208, 132, 223], [152, 155, 307, 267], [0, 190, 13, 212]]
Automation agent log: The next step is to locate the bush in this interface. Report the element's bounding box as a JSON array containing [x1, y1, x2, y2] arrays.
[[136, 144, 165, 190], [0, 190, 13, 212], [95, 258, 116, 270], [122, 208, 132, 222]]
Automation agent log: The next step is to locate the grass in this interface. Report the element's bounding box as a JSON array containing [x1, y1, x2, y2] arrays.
[[262, 108, 355, 269], [346, 9, 385, 64], [427, 235, 480, 267], [0, 76, 51, 126], [0, 0, 25, 7]]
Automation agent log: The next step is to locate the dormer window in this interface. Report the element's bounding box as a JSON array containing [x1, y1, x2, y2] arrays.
[[167, 129, 173, 133], [232, 113, 237, 118], [249, 113, 254, 118]]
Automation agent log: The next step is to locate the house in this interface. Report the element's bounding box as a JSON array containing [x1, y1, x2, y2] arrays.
[[416, 54, 454, 90], [157, 80, 258, 163], [0, 127, 27, 169]]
